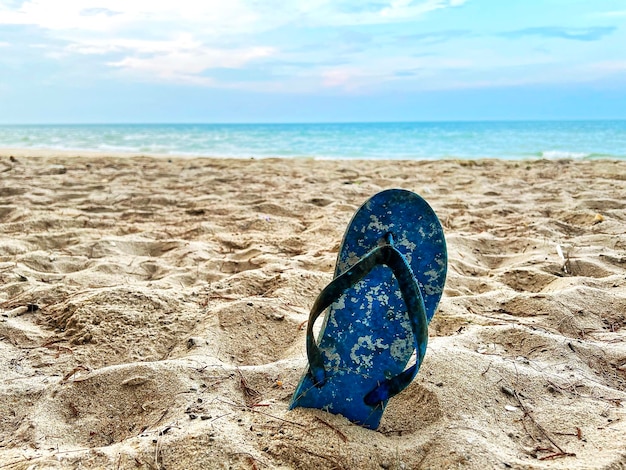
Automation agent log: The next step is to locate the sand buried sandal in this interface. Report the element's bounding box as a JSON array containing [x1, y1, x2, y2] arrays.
[[290, 189, 447, 429]]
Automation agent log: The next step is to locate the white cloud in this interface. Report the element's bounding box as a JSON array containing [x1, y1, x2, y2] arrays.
[[316, 54, 477, 92], [68, 35, 204, 56], [296, 0, 467, 26], [0, 0, 283, 83], [379, 0, 467, 21], [62, 33, 276, 84], [0, 0, 260, 33], [108, 43, 275, 84], [0, 0, 468, 88], [0, 0, 466, 33], [596, 10, 626, 18], [592, 60, 626, 72]]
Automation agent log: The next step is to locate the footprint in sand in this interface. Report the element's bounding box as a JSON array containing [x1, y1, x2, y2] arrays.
[[30, 363, 185, 448], [210, 299, 301, 366], [379, 383, 442, 434]]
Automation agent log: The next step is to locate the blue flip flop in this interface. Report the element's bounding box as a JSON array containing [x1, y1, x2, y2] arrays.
[[290, 189, 447, 429]]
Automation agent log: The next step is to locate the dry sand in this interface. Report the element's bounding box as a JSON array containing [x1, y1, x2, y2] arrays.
[[0, 152, 625, 469]]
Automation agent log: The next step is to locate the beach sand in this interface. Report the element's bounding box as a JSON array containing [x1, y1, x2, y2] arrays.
[[1, 152, 625, 469]]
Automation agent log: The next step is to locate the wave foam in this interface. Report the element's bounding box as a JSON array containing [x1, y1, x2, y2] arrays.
[[541, 150, 591, 159]]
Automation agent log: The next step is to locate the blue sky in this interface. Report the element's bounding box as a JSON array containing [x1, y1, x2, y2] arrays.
[[0, 0, 625, 123]]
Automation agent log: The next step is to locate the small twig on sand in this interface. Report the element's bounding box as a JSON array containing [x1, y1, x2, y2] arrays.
[[314, 416, 348, 442], [233, 452, 265, 470], [539, 452, 577, 461], [249, 408, 308, 429], [236, 368, 262, 406], [292, 445, 346, 470], [61, 365, 92, 382], [215, 397, 307, 429], [141, 408, 170, 433], [154, 434, 164, 470], [511, 389, 574, 458]]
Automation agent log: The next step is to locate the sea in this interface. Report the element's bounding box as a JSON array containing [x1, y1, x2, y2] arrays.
[[0, 120, 625, 160]]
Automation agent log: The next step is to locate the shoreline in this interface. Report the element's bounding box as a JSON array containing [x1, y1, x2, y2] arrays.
[[1, 154, 625, 469], [1, 146, 625, 162]]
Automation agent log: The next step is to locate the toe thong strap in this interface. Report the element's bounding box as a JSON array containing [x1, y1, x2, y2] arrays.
[[305, 242, 429, 405]]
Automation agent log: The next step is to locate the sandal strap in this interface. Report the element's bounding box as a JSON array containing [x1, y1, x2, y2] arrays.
[[305, 242, 429, 406]]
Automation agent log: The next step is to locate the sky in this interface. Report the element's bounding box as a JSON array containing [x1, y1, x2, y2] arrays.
[[0, 0, 625, 123]]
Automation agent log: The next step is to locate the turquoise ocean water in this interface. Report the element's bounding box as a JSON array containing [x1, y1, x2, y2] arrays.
[[0, 121, 625, 160]]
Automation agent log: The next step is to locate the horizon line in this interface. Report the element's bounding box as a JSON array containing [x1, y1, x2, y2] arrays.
[[2, 118, 626, 126]]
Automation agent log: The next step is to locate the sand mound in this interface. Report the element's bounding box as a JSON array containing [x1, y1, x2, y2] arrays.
[[1, 154, 625, 469]]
